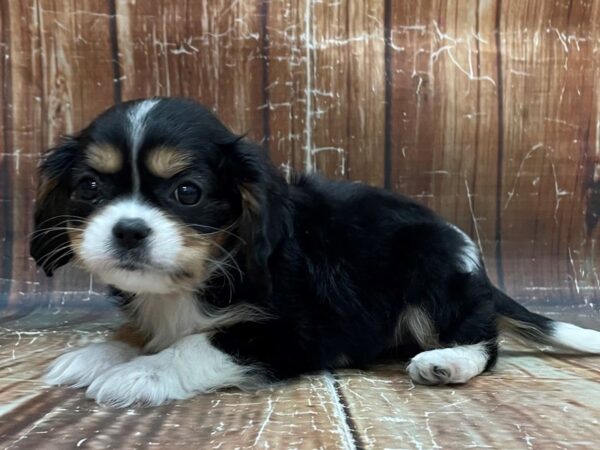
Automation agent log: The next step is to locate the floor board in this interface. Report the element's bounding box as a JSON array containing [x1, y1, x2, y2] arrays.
[[0, 308, 599, 449]]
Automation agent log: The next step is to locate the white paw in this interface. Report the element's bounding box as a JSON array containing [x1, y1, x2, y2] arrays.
[[407, 344, 488, 385], [86, 354, 190, 407], [44, 341, 140, 388]]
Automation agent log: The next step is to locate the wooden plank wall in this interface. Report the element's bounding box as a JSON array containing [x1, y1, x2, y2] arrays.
[[0, 0, 599, 309]]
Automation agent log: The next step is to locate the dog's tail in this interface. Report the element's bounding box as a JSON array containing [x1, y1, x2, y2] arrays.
[[493, 288, 600, 353]]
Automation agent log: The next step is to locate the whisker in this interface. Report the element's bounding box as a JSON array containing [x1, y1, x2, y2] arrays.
[[181, 232, 244, 260], [32, 218, 84, 228], [29, 226, 84, 239], [36, 244, 74, 268], [183, 222, 245, 244], [39, 231, 81, 250], [205, 257, 236, 303], [205, 257, 242, 281], [35, 214, 89, 228], [207, 244, 243, 279]]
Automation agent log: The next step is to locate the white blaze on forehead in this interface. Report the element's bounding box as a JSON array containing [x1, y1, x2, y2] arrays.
[[128, 99, 159, 192]]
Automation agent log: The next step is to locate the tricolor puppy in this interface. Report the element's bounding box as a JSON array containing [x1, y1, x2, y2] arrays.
[[32, 97, 600, 407]]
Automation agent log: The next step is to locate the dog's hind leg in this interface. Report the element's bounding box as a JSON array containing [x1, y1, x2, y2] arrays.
[[407, 341, 497, 385], [407, 288, 499, 385]]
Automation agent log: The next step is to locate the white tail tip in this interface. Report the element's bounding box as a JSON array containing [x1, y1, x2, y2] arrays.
[[551, 322, 600, 353]]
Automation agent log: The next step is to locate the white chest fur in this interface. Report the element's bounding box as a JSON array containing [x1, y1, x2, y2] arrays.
[[128, 292, 205, 352], [127, 291, 270, 353]]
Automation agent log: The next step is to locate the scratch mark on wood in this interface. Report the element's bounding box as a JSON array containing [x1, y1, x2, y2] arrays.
[[303, 0, 314, 173], [465, 177, 486, 266], [312, 147, 346, 176], [253, 395, 277, 447], [568, 247, 581, 296], [504, 142, 571, 224]]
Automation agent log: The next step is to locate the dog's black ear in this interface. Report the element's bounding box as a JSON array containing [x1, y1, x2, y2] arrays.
[[30, 137, 80, 276], [222, 138, 290, 295]]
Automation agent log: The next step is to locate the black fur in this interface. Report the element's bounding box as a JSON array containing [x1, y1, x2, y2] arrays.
[[31, 97, 562, 384], [31, 137, 81, 276], [209, 178, 502, 378]]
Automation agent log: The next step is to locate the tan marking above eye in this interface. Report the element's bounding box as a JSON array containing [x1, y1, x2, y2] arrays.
[[146, 146, 194, 178], [85, 143, 123, 174]]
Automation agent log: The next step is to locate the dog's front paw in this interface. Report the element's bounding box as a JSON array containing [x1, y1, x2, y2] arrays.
[[44, 341, 140, 388], [86, 354, 190, 407]]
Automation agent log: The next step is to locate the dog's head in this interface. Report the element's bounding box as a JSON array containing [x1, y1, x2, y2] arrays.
[[30, 97, 288, 294]]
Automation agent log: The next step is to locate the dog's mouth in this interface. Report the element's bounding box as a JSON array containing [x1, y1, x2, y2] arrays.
[[99, 247, 187, 278], [115, 260, 149, 272], [111, 248, 154, 271], [113, 256, 190, 277], [83, 255, 190, 294], [76, 235, 211, 294]]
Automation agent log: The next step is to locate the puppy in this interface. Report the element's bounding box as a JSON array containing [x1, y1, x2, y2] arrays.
[[31, 97, 600, 407]]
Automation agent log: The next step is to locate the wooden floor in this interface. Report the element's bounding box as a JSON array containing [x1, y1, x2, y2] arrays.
[[1, 307, 599, 449]]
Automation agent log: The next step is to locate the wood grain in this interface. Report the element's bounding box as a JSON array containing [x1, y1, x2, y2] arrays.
[[1, 0, 599, 310], [0, 0, 13, 307], [265, 0, 385, 184], [309, 0, 386, 184], [1, 308, 599, 448], [115, 0, 267, 144], [337, 354, 600, 449], [262, 0, 308, 173], [0, 0, 116, 307], [498, 0, 600, 305], [387, 0, 502, 285]]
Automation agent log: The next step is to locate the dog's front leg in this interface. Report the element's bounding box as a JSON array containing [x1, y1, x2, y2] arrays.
[[44, 325, 145, 388], [85, 333, 255, 407]]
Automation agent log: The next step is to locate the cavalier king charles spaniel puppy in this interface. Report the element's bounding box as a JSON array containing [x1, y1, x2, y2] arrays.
[[31, 97, 600, 407]]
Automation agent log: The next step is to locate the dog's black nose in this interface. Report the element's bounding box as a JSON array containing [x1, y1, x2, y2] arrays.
[[112, 218, 151, 250]]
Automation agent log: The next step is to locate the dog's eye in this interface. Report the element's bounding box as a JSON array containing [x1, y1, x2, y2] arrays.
[[75, 177, 100, 201], [175, 182, 201, 205]]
